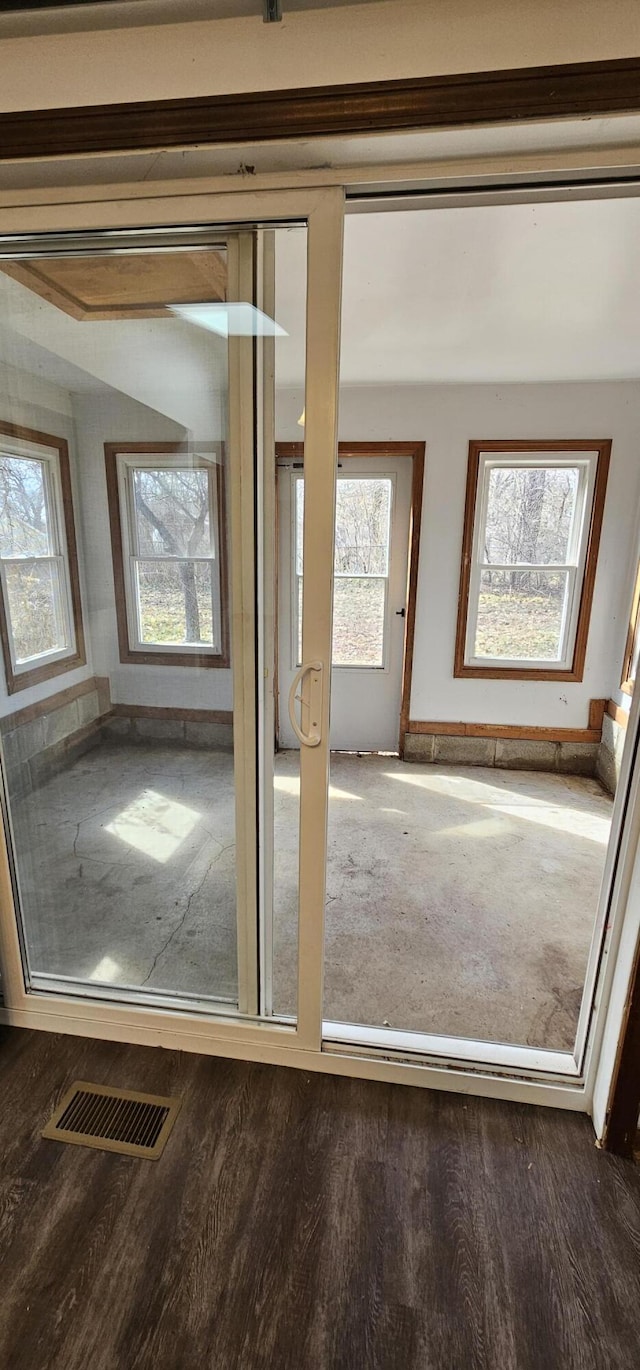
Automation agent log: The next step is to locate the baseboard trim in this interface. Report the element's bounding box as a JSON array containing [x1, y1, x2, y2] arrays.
[[407, 719, 602, 744], [111, 703, 233, 725], [0, 675, 110, 733]]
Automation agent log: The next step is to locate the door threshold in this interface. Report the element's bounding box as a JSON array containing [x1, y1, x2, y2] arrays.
[[329, 749, 400, 757], [322, 1020, 581, 1081]]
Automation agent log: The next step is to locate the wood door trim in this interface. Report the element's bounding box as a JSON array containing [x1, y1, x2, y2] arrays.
[[1, 58, 640, 160], [275, 441, 425, 754]]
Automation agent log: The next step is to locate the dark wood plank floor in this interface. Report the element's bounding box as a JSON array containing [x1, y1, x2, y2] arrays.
[[0, 1028, 639, 1370]]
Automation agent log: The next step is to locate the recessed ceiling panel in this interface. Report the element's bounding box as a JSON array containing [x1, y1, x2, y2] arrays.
[[0, 249, 227, 321]]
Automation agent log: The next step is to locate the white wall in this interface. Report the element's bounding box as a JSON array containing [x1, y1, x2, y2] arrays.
[[278, 379, 640, 729], [0, 1, 639, 111], [0, 364, 94, 719], [72, 391, 233, 713]]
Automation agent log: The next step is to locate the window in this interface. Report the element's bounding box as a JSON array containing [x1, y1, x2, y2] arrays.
[[621, 558, 640, 696], [294, 473, 393, 668], [105, 443, 228, 668], [455, 440, 610, 680], [0, 422, 85, 693]]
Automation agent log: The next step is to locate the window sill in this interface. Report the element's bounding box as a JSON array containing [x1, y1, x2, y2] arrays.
[[117, 646, 230, 670], [6, 647, 87, 695], [454, 663, 583, 682]]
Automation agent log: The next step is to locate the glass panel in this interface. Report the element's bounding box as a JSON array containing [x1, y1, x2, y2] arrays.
[[136, 559, 214, 647], [271, 225, 309, 1020], [0, 456, 51, 557], [323, 201, 627, 1057], [484, 465, 579, 566], [5, 559, 66, 661], [295, 476, 391, 667], [335, 478, 391, 575], [295, 476, 304, 576], [0, 229, 308, 1023], [474, 568, 568, 661], [133, 467, 213, 557], [333, 577, 386, 666]]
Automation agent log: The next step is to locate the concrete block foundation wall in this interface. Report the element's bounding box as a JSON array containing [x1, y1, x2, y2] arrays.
[[0, 680, 235, 799], [596, 714, 626, 796], [0, 677, 110, 799], [404, 732, 600, 776], [102, 714, 233, 751]]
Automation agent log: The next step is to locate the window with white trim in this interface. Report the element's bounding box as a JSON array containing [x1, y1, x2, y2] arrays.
[[0, 426, 85, 692], [108, 445, 228, 667], [456, 442, 610, 678]]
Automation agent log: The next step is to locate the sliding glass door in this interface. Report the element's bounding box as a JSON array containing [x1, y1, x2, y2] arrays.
[[2, 177, 634, 1111], [0, 191, 343, 1047]]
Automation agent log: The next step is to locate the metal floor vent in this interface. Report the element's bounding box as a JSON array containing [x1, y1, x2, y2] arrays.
[[42, 1081, 182, 1160]]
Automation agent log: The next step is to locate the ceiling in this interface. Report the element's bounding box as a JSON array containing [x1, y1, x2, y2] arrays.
[[274, 195, 640, 386], [0, 0, 371, 38], [2, 193, 640, 414]]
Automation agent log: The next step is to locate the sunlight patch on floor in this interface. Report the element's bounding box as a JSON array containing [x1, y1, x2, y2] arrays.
[[386, 769, 611, 843], [105, 789, 202, 863], [88, 955, 121, 982]]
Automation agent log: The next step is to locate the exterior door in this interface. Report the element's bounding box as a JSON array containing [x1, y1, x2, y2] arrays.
[[278, 453, 412, 751]]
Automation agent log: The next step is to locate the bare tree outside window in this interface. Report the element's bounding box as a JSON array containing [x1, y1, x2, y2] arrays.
[[0, 453, 68, 662], [296, 476, 392, 666], [132, 467, 216, 648], [476, 465, 580, 660]]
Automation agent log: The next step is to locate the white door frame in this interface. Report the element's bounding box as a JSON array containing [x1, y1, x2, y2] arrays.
[[0, 175, 639, 1124]]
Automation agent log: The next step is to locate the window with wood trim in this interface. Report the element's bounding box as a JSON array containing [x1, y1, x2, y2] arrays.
[[0, 422, 85, 694], [620, 558, 640, 696], [105, 443, 228, 669], [455, 440, 610, 681]]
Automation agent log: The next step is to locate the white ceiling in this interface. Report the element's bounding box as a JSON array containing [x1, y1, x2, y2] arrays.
[[2, 193, 640, 410], [274, 195, 640, 385]]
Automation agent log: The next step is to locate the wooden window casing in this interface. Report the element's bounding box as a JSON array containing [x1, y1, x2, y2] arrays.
[[105, 441, 229, 670], [454, 439, 611, 682], [0, 421, 86, 695]]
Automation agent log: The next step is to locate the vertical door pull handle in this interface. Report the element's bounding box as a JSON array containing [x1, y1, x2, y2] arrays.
[[288, 661, 323, 747]]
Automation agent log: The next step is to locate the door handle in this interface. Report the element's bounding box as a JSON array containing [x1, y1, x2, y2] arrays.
[[288, 661, 323, 747], [395, 607, 406, 617]]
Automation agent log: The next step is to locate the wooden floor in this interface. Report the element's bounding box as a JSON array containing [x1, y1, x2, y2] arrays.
[[0, 1029, 639, 1369]]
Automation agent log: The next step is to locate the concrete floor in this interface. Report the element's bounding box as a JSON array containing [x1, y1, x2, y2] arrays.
[[10, 743, 613, 1050], [12, 742, 238, 1002]]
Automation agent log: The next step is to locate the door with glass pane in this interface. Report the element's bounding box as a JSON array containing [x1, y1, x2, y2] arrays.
[[0, 208, 334, 1039], [278, 455, 412, 751]]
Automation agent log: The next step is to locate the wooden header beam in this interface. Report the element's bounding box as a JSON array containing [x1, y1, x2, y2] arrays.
[[0, 58, 639, 161]]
